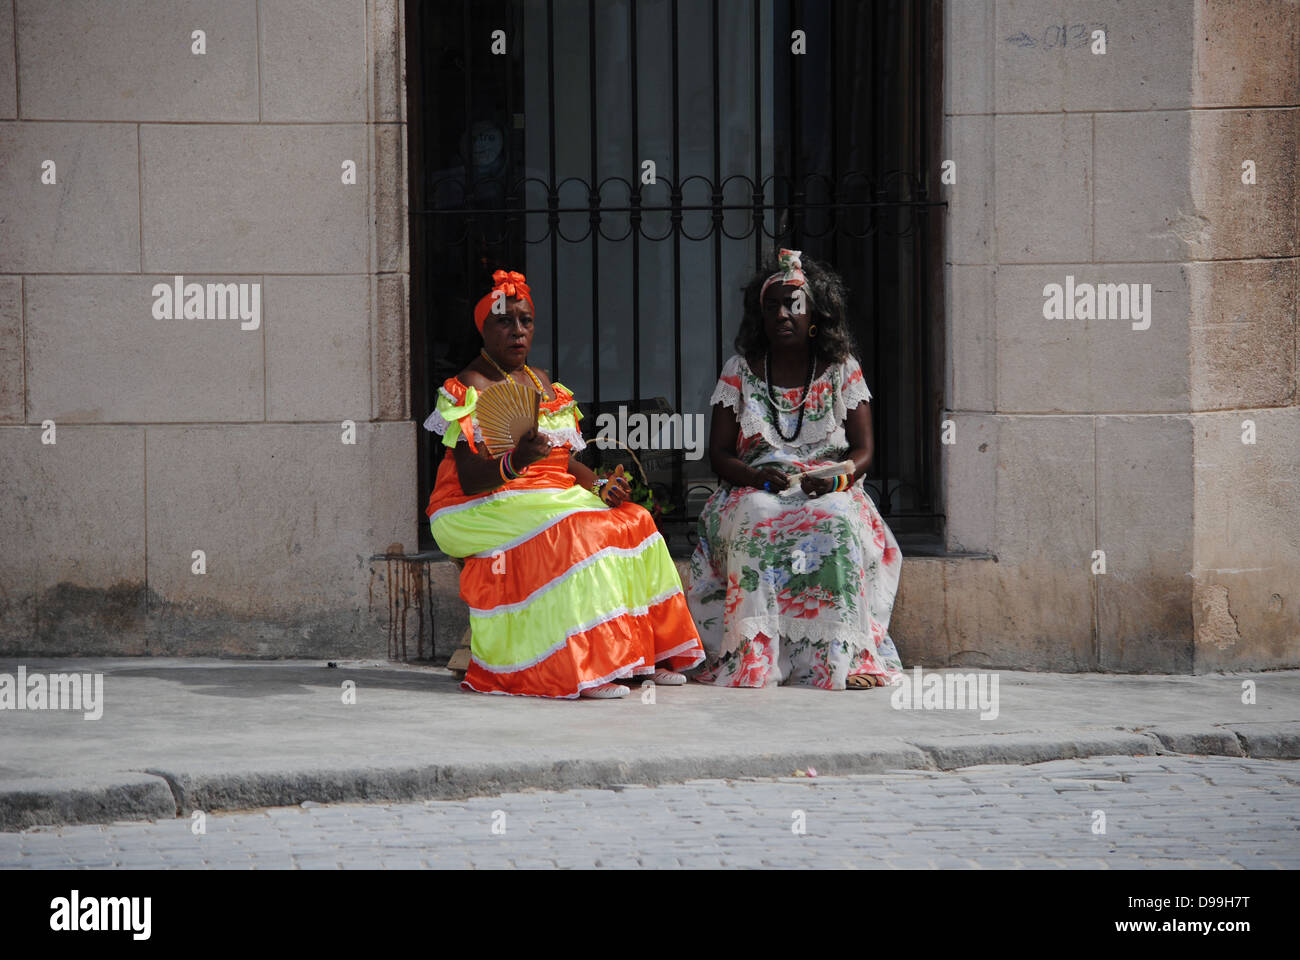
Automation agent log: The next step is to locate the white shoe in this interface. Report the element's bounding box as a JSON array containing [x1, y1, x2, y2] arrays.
[[648, 669, 687, 685], [580, 682, 630, 699]]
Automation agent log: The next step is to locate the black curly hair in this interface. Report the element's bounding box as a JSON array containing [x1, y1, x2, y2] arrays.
[[734, 251, 856, 364]]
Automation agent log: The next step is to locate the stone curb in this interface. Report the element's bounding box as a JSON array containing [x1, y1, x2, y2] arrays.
[[1147, 724, 1247, 757], [147, 744, 932, 816], [0, 774, 177, 832], [1224, 722, 1300, 759], [903, 731, 1163, 770], [3, 722, 1298, 831]]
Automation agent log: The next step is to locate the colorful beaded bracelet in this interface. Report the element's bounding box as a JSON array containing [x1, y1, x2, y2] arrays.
[[499, 450, 526, 484]]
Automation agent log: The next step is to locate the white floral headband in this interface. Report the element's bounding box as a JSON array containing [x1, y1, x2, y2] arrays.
[[759, 248, 815, 308]]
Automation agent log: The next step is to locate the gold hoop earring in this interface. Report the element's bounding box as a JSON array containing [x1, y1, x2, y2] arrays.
[[808, 324, 818, 338]]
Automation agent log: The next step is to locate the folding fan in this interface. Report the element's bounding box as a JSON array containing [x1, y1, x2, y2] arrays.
[[771, 460, 857, 496], [475, 379, 541, 455], [798, 460, 855, 481]]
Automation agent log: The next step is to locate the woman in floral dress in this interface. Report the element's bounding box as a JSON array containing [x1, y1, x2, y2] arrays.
[[687, 250, 904, 690]]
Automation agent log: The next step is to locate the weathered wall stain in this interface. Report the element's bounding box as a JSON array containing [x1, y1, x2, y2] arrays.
[[0, 580, 388, 659], [368, 556, 437, 661], [1194, 581, 1242, 651]]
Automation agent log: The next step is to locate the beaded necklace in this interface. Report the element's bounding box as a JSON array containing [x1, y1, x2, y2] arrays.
[[480, 348, 545, 393], [765, 349, 816, 443]]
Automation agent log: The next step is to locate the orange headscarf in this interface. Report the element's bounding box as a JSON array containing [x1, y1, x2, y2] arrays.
[[473, 270, 534, 332]]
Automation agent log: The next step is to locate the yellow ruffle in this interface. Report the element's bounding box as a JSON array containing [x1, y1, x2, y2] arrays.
[[436, 385, 478, 449], [549, 382, 583, 423]]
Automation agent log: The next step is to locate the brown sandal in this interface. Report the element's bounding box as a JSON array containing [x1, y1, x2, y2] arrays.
[[846, 674, 879, 689]]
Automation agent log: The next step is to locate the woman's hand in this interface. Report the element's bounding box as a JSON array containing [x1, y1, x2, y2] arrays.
[[514, 427, 552, 467], [752, 466, 791, 493], [800, 474, 836, 498], [600, 473, 633, 507]]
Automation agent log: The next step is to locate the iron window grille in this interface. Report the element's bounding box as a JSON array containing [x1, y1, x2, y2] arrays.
[[407, 0, 946, 553]]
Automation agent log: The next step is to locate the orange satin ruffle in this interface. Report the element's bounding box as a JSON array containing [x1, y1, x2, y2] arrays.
[[427, 445, 576, 518], [458, 502, 658, 609], [461, 591, 703, 698]]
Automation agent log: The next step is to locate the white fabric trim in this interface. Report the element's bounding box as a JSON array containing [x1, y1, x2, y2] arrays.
[[423, 412, 485, 444], [460, 659, 649, 700], [468, 624, 702, 677], [696, 617, 903, 690], [468, 531, 666, 616], [423, 414, 586, 452], [468, 634, 570, 675], [427, 487, 572, 526], [462, 582, 696, 681], [709, 363, 743, 414], [465, 586, 685, 675], [467, 506, 610, 557], [423, 406, 450, 434], [725, 614, 885, 654], [538, 425, 587, 452], [655, 637, 707, 666], [575, 660, 648, 692], [423, 385, 469, 435], [836, 355, 873, 411], [560, 586, 685, 640]]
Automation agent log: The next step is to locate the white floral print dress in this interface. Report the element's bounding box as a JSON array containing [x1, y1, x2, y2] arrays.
[[687, 353, 904, 689]]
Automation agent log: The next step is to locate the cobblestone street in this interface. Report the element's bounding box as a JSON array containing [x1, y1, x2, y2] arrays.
[[3, 755, 1297, 869]]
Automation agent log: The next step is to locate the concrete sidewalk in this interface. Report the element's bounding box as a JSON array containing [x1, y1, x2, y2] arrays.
[[1, 657, 1298, 831]]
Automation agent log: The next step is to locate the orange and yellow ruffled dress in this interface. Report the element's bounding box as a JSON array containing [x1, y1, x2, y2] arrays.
[[423, 377, 705, 698]]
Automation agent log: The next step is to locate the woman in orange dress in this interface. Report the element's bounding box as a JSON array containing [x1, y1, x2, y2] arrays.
[[423, 270, 705, 699]]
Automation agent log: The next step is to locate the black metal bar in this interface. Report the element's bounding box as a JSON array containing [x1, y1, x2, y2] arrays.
[[463, 0, 476, 384], [917, 0, 933, 514], [547, 0, 559, 378], [415, 198, 945, 216], [589, 0, 601, 416], [629, 0, 641, 419], [752, 0, 762, 271], [671, 0, 683, 510], [829, 0, 838, 269], [408, 0, 942, 534], [504, 0, 515, 269], [712, 0, 723, 377], [411, 1, 431, 546], [790, 0, 801, 247], [871, 0, 888, 515]]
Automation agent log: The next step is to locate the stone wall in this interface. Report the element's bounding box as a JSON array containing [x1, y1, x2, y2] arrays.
[[0, 0, 415, 657], [891, 0, 1299, 672], [2, 0, 1295, 672]]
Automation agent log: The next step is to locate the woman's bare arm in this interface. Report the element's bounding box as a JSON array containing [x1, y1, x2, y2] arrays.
[[708, 404, 789, 491], [568, 455, 596, 490], [841, 401, 875, 483]]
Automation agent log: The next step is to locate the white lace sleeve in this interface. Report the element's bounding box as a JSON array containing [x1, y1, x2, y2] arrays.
[[709, 355, 745, 414], [839, 355, 873, 409], [422, 407, 485, 445], [422, 383, 482, 446], [422, 406, 452, 435]]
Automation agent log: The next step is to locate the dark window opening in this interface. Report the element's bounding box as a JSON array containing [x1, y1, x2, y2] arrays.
[[406, 0, 945, 554]]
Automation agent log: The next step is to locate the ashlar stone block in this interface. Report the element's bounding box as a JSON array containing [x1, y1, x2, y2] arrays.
[[140, 124, 369, 274], [25, 276, 263, 423], [1095, 416, 1195, 672], [15, 0, 258, 121], [994, 0, 1195, 113], [0, 123, 139, 273], [995, 264, 1190, 414]]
